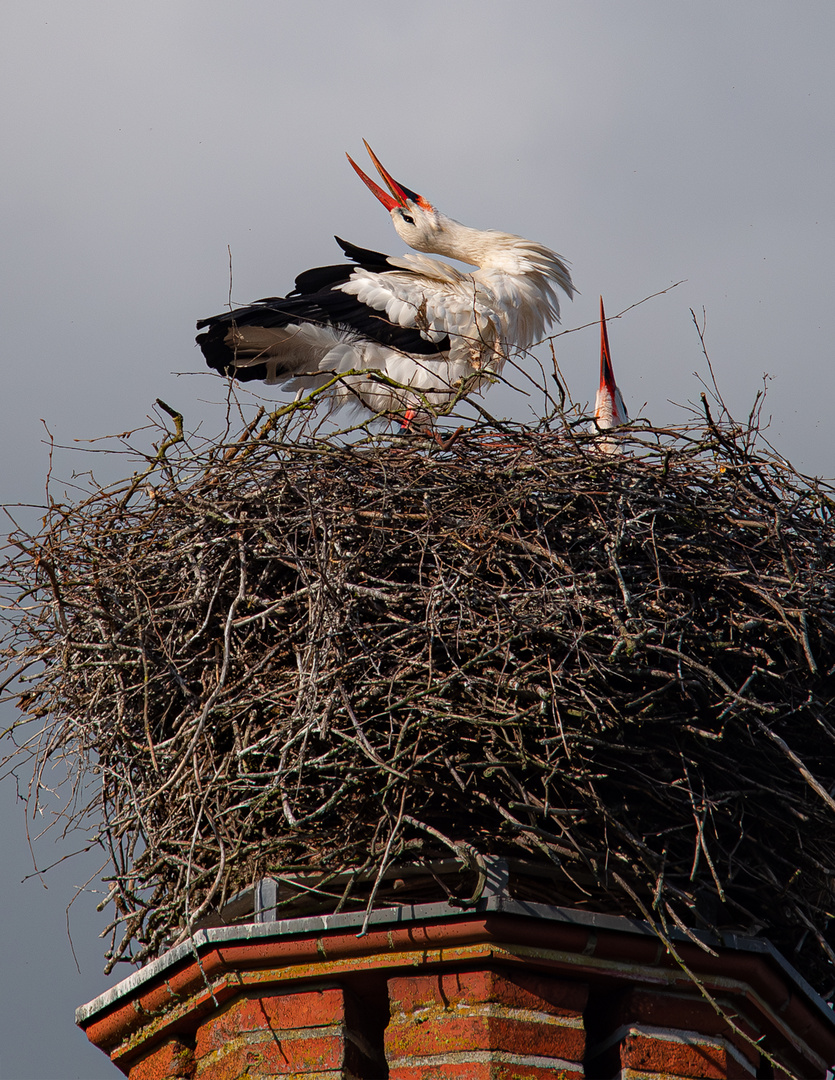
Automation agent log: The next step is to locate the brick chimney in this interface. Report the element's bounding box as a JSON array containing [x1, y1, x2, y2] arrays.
[[77, 863, 835, 1079]]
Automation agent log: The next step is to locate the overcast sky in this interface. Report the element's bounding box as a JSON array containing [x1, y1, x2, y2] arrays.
[[2, 3, 834, 1076]]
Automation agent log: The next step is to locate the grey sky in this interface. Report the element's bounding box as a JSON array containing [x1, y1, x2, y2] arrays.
[[2, 3, 833, 1075]]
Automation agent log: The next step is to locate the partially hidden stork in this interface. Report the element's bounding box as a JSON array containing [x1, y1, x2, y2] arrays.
[[196, 142, 574, 423], [594, 296, 629, 448]]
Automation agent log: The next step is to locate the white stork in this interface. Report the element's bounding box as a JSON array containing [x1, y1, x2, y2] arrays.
[[196, 142, 574, 423], [594, 296, 629, 447]]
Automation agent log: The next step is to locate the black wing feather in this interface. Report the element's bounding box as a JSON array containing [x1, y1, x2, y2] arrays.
[[196, 236, 451, 378], [288, 238, 397, 296]]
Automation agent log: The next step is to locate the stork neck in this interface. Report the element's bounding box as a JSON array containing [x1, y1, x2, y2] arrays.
[[428, 218, 518, 271]]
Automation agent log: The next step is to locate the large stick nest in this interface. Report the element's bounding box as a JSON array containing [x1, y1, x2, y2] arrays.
[[3, 406, 835, 992]]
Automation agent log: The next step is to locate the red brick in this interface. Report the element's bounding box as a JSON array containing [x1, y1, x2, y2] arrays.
[[194, 1030, 348, 1077], [388, 968, 588, 1016], [128, 1037, 195, 1079], [387, 1013, 585, 1059], [620, 1026, 756, 1079], [614, 988, 761, 1066], [194, 986, 346, 1056]]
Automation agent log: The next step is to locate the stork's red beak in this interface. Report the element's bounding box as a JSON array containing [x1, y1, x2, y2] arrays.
[[599, 296, 616, 395], [347, 140, 432, 212]]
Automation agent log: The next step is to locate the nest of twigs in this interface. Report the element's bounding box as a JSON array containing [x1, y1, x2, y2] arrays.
[[3, 402, 835, 992]]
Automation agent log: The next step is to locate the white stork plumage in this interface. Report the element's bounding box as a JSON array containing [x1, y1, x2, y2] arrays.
[[594, 297, 629, 444], [196, 142, 574, 422]]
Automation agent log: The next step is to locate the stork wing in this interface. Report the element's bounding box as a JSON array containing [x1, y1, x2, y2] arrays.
[[196, 240, 453, 382]]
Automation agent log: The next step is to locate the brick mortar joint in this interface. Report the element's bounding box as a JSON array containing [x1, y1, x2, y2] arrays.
[[389, 1002, 585, 1028], [386, 1048, 585, 1069]]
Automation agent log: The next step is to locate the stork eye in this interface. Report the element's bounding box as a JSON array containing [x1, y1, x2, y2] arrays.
[[401, 212, 415, 225]]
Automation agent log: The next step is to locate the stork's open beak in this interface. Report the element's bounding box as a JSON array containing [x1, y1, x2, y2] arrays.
[[599, 296, 616, 395], [347, 140, 432, 211]]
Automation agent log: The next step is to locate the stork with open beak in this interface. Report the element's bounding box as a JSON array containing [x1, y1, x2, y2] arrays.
[[196, 142, 574, 423], [594, 297, 629, 448]]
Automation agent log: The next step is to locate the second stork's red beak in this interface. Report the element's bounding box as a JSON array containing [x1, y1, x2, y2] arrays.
[[599, 296, 617, 398], [347, 140, 432, 212]]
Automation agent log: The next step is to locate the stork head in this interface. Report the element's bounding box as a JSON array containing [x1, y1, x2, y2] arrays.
[[595, 297, 629, 430], [347, 141, 447, 253]]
